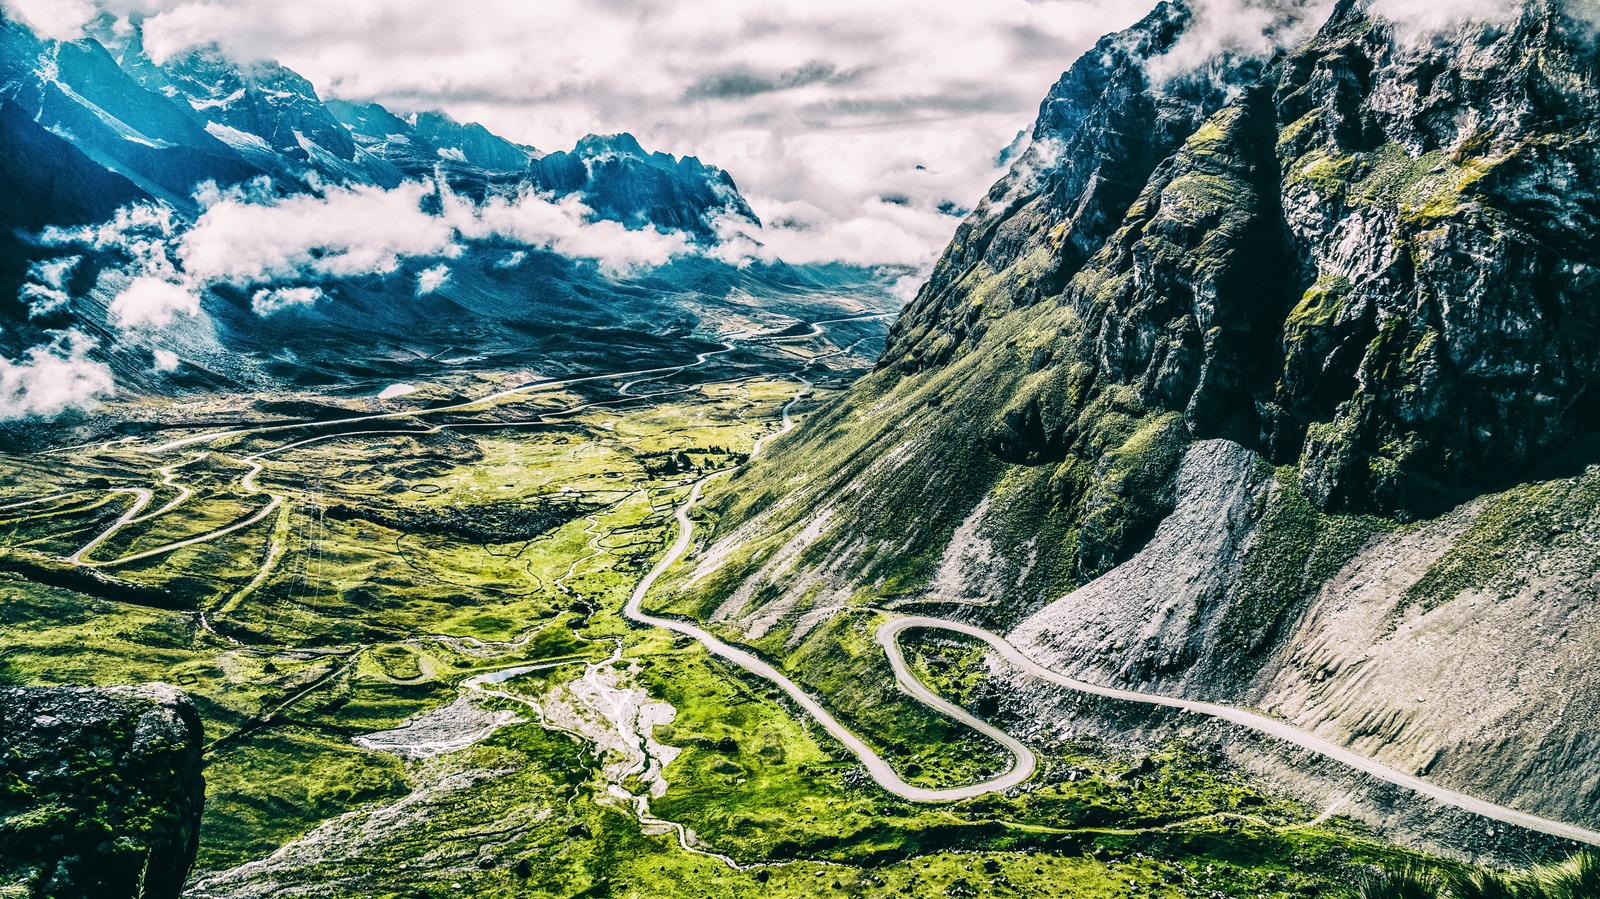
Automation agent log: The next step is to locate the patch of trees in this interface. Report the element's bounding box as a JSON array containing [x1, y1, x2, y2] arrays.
[[326, 496, 601, 543]]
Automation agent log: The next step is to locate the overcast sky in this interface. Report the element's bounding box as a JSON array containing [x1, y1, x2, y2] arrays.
[[4, 0, 1526, 273], [5, 0, 1162, 270]]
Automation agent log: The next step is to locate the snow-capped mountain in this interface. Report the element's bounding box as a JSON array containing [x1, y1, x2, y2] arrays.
[[0, 10, 868, 425]]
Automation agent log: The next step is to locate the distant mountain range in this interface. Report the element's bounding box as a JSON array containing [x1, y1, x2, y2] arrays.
[[0, 10, 874, 421], [0, 14, 753, 231]]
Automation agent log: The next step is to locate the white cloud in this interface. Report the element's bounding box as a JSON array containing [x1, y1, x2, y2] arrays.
[[1368, 0, 1526, 33], [181, 181, 458, 285], [251, 285, 326, 315], [712, 197, 959, 269], [1145, 0, 1335, 86], [32, 257, 82, 288], [451, 190, 694, 275], [57, 0, 1162, 270], [21, 255, 81, 318], [0, 0, 97, 39], [21, 282, 71, 317], [151, 348, 181, 371], [176, 179, 697, 287], [41, 204, 204, 333], [416, 264, 451, 294], [109, 276, 201, 329], [0, 330, 116, 420]]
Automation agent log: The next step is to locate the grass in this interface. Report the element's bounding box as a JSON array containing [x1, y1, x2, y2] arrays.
[[1360, 851, 1600, 899], [1403, 469, 1600, 614], [0, 323, 1530, 898]]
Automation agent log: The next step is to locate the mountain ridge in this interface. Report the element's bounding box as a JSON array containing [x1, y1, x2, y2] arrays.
[[673, 0, 1600, 853], [0, 8, 888, 436]]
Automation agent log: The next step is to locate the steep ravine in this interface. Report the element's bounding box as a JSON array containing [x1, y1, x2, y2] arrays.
[[676, 0, 1600, 854]]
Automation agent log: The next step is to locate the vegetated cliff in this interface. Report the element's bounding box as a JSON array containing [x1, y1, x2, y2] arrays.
[[675, 0, 1600, 844], [0, 684, 205, 899]]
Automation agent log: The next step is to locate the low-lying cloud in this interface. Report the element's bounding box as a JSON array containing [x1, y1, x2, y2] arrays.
[[415, 264, 451, 295], [1144, 0, 1335, 86], [108, 277, 201, 329], [0, 330, 116, 420], [182, 181, 457, 286], [176, 179, 698, 288], [33, 176, 715, 338]]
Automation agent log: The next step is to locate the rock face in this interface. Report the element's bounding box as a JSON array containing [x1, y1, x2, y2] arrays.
[[684, 0, 1600, 844], [0, 685, 205, 899]]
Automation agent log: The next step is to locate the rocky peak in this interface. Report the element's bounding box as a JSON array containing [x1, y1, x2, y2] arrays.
[[532, 132, 759, 238], [880, 0, 1600, 516], [881, 0, 1268, 373], [148, 45, 364, 165], [0, 684, 205, 899]]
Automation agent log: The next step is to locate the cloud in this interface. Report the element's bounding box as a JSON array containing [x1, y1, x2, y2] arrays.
[[0, 330, 116, 420], [41, 204, 202, 332], [0, 0, 97, 39], [26, 173, 708, 358], [21, 255, 81, 318], [251, 285, 326, 315], [178, 178, 700, 285], [109, 277, 201, 329], [454, 190, 694, 275], [1144, 0, 1335, 86], [684, 62, 855, 100], [181, 181, 458, 286], [48, 0, 1163, 271], [151, 348, 180, 371], [711, 198, 960, 268], [20, 282, 71, 317], [1367, 0, 1539, 33], [416, 264, 451, 294]]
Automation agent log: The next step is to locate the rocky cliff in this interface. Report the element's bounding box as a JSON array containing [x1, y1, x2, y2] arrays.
[[676, 0, 1600, 847], [886, 0, 1600, 519], [1, 685, 205, 899]]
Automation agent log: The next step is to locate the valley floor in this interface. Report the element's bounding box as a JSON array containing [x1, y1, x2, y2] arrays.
[[0, 312, 1533, 898]]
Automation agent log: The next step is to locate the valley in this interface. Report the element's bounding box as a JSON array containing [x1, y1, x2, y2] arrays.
[[2, 312, 1433, 898]]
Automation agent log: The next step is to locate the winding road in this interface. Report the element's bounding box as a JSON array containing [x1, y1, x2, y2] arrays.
[[45, 314, 878, 572], [877, 617, 1600, 846], [147, 349, 738, 454], [37, 307, 1597, 847], [624, 477, 1036, 802], [621, 372, 1600, 846], [68, 460, 284, 570]]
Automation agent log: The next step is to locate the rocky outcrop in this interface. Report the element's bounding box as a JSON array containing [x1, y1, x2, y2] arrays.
[[1009, 444, 1600, 834], [0, 685, 205, 899], [887, 0, 1600, 518]]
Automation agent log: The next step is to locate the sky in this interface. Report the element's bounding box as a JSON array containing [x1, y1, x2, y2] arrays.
[[0, 0, 1565, 274], [3, 0, 1163, 271], [0, 0, 1553, 419]]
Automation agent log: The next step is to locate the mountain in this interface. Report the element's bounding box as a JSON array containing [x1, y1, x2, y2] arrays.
[[326, 99, 536, 183], [679, 0, 1600, 851], [0, 685, 205, 899], [1, 10, 849, 431], [529, 132, 759, 239]]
